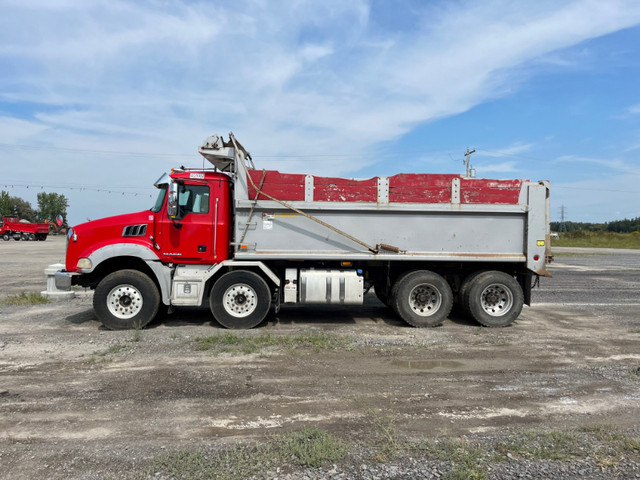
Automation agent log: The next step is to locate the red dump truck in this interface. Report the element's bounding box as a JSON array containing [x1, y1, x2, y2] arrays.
[[55, 133, 551, 330], [1, 216, 49, 241]]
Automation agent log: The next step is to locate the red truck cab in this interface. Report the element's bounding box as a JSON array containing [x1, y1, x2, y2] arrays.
[[65, 170, 231, 273], [60, 169, 232, 328]]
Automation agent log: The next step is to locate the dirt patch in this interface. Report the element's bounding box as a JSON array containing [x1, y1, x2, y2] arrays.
[[1, 239, 640, 478]]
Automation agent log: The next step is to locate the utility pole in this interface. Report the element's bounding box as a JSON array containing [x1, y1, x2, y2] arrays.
[[464, 148, 476, 177], [559, 205, 567, 232]]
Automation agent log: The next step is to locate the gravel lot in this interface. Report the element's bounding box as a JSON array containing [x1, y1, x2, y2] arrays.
[[1, 237, 640, 479]]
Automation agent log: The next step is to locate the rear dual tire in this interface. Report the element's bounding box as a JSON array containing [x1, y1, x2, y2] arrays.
[[463, 271, 524, 328], [391, 271, 453, 328]]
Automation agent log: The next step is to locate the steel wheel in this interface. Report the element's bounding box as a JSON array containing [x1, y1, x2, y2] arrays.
[[106, 284, 144, 320], [222, 283, 258, 318], [408, 284, 442, 316], [480, 283, 514, 316]]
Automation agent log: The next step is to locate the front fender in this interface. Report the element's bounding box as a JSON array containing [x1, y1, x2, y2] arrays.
[[84, 243, 173, 305]]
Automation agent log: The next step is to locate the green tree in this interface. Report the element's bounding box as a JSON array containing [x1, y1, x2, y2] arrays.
[[0, 190, 36, 220], [36, 192, 69, 223], [0, 191, 11, 216]]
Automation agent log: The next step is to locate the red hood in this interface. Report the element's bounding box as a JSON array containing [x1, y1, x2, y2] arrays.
[[67, 210, 155, 271]]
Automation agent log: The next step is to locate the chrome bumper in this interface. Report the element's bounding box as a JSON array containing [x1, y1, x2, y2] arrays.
[[54, 270, 79, 291]]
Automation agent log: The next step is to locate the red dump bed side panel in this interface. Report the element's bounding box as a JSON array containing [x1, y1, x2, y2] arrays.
[[247, 171, 524, 205], [389, 174, 458, 203], [248, 170, 305, 201], [314, 176, 378, 202], [460, 178, 523, 204]]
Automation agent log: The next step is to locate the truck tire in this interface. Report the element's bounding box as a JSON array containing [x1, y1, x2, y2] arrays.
[[390, 270, 453, 328], [2, 234, 9, 241], [210, 271, 271, 329], [458, 270, 486, 314], [28, 233, 35, 241], [466, 271, 523, 328], [93, 270, 161, 330]]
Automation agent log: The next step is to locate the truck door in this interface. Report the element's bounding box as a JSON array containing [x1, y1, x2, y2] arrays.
[[159, 181, 214, 262]]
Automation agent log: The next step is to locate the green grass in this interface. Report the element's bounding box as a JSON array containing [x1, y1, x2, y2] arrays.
[[0, 291, 50, 305], [143, 424, 640, 479], [364, 408, 402, 462], [413, 438, 493, 480], [496, 430, 582, 461], [149, 427, 347, 480], [581, 424, 640, 468], [276, 427, 348, 468], [91, 343, 127, 359], [194, 331, 351, 355], [552, 231, 640, 249]]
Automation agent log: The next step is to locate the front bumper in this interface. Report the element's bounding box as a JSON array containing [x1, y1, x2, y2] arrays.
[[54, 270, 80, 291]]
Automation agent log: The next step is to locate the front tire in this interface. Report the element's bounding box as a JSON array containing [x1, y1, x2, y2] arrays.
[[466, 271, 524, 327], [210, 271, 271, 329], [391, 271, 453, 328], [93, 270, 161, 330]]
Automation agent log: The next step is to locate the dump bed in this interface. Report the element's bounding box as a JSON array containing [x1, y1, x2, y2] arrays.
[[199, 135, 551, 276]]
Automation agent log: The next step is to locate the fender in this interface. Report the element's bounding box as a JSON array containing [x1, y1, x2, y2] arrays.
[[85, 243, 174, 305], [172, 260, 281, 307]]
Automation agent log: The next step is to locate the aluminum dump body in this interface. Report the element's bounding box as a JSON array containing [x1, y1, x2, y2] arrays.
[[232, 170, 550, 276], [198, 135, 551, 276]]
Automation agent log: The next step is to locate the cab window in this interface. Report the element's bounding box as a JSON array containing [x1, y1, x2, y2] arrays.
[[178, 184, 210, 218]]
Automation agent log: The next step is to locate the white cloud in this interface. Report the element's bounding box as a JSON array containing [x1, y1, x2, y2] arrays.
[[1, 0, 640, 223], [477, 161, 519, 174], [555, 155, 640, 175], [477, 143, 534, 158]]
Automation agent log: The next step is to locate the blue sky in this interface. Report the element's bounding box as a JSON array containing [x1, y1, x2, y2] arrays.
[[1, 0, 640, 225]]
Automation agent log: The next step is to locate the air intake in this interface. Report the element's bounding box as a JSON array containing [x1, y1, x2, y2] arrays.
[[122, 224, 147, 237]]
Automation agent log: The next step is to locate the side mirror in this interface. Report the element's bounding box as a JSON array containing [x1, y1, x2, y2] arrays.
[[168, 182, 178, 218]]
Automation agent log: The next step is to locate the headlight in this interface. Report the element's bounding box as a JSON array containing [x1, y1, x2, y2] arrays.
[[76, 258, 92, 270]]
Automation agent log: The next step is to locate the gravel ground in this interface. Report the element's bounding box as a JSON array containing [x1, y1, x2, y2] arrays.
[[1, 238, 640, 479]]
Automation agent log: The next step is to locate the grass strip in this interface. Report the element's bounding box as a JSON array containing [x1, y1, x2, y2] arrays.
[[194, 331, 351, 354], [0, 291, 50, 305]]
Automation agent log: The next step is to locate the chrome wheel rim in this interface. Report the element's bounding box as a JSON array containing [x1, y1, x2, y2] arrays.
[[480, 284, 513, 316], [223, 284, 258, 318], [408, 284, 442, 316], [107, 284, 143, 319]]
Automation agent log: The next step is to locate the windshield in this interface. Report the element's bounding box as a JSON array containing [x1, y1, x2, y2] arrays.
[[151, 184, 168, 212]]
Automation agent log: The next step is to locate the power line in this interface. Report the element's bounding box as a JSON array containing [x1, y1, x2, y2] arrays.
[[554, 185, 640, 194], [0, 141, 455, 160], [1, 183, 156, 198]]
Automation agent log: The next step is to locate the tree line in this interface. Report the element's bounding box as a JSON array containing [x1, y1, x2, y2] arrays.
[[551, 217, 640, 234], [0, 191, 69, 224]]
